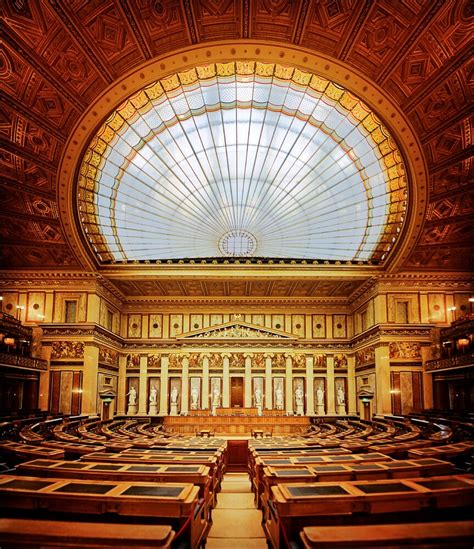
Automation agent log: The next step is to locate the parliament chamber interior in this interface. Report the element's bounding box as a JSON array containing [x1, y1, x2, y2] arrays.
[[0, 0, 473, 547]]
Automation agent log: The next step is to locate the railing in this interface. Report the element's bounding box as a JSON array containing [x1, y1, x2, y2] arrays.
[[425, 352, 474, 372], [0, 352, 47, 371]]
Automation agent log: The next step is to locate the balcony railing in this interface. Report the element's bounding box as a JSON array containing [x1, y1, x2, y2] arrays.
[[425, 352, 474, 372], [0, 352, 47, 371]]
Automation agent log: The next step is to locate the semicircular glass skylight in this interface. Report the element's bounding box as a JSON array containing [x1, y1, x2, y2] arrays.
[[78, 61, 407, 263]]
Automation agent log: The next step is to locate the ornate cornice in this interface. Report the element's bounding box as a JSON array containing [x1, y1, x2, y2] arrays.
[[41, 323, 124, 349], [121, 297, 352, 310], [351, 323, 433, 350]]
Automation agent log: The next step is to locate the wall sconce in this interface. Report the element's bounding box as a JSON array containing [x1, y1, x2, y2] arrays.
[[4, 337, 15, 348]]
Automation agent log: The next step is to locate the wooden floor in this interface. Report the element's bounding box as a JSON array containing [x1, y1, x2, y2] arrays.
[[207, 472, 267, 548]]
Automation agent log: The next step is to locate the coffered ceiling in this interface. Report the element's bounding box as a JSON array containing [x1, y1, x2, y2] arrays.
[[0, 0, 472, 283]]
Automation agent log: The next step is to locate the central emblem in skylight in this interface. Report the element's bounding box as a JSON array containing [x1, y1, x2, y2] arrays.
[[219, 230, 257, 256]]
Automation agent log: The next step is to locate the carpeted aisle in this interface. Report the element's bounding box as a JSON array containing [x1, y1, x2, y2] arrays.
[[206, 472, 267, 548]]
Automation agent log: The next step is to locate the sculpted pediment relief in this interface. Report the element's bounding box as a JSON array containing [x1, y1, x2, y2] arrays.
[[178, 321, 297, 341]]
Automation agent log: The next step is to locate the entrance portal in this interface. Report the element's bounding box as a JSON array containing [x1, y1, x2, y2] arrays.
[[230, 377, 244, 408]]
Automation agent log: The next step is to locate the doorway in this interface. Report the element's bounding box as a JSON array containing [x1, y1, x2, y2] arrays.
[[230, 377, 244, 408]]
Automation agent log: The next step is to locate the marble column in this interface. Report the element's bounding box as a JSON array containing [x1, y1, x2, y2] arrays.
[[117, 355, 127, 415], [222, 353, 230, 407], [39, 344, 51, 412], [244, 353, 253, 408], [305, 355, 315, 415], [375, 344, 391, 414], [138, 354, 148, 415], [326, 355, 336, 415], [285, 354, 293, 414], [202, 354, 210, 410], [347, 355, 357, 414], [421, 345, 433, 410], [181, 354, 189, 414], [264, 353, 273, 410], [82, 345, 99, 415], [159, 354, 169, 415]]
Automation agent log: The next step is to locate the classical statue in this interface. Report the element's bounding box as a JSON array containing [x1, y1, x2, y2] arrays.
[[316, 385, 324, 406], [126, 386, 137, 406], [190, 386, 199, 409], [211, 387, 220, 415], [170, 386, 179, 405], [212, 387, 220, 407], [337, 386, 345, 405], [254, 387, 263, 407], [149, 386, 157, 404], [295, 386, 304, 415], [295, 387, 304, 406], [275, 386, 284, 410]]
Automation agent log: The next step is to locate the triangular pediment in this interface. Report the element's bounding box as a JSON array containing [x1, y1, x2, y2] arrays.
[[357, 387, 375, 399], [178, 321, 297, 341]]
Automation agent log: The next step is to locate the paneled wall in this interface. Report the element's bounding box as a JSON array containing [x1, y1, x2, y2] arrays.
[[123, 312, 352, 340]]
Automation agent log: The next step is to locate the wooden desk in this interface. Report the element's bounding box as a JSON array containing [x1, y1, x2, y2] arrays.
[[17, 458, 215, 515], [82, 450, 223, 492], [0, 474, 209, 549], [0, 518, 175, 548], [258, 458, 454, 509], [262, 475, 474, 549], [41, 440, 105, 458], [216, 407, 258, 416], [0, 441, 64, 463], [300, 521, 474, 548], [164, 415, 310, 435], [408, 441, 474, 460]]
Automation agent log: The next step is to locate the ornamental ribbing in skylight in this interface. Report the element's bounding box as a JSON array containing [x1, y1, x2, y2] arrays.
[[78, 62, 406, 263]]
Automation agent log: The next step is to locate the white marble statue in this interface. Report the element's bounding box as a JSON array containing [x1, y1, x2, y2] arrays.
[[336, 385, 346, 415], [295, 386, 304, 415], [127, 386, 137, 406], [337, 386, 345, 405], [275, 387, 284, 410], [316, 385, 324, 406], [170, 386, 179, 416], [126, 386, 137, 415], [211, 387, 220, 415], [254, 387, 263, 415], [190, 386, 199, 409], [148, 386, 158, 415]]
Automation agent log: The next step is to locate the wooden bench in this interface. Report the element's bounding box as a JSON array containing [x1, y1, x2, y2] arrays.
[[0, 474, 210, 549], [262, 475, 474, 549], [0, 518, 175, 548], [300, 521, 474, 548]]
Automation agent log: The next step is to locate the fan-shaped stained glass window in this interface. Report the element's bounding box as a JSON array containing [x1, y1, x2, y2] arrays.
[[78, 61, 407, 263]]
